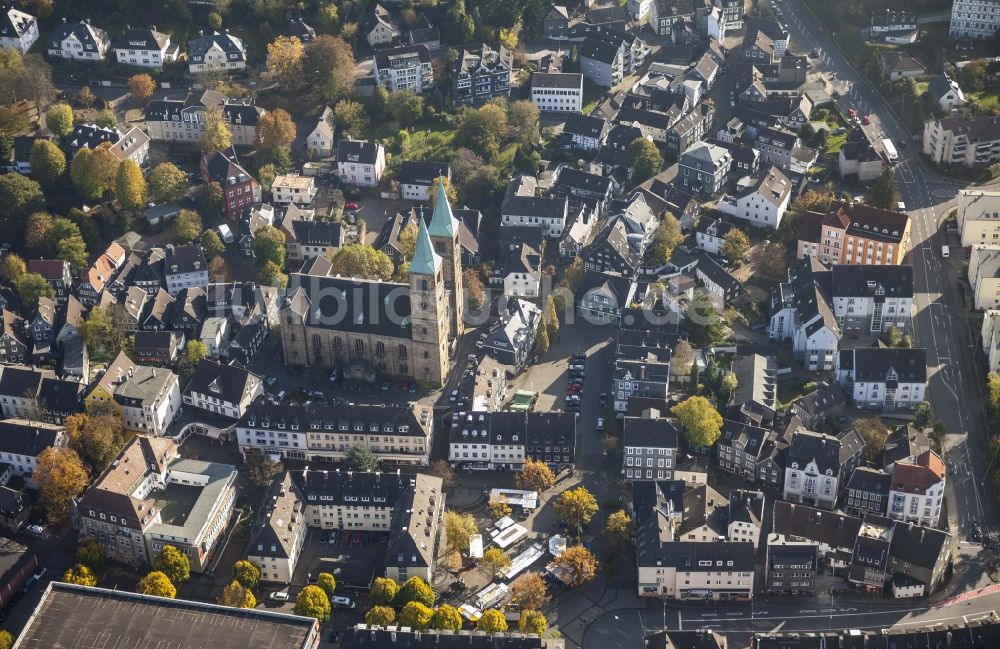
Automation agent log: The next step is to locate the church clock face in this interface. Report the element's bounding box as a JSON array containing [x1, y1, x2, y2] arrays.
[[419, 301, 429, 311]]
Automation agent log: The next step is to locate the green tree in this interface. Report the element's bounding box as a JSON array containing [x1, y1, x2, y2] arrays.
[[137, 571, 176, 598], [398, 601, 434, 629], [0, 253, 25, 283], [346, 442, 379, 472], [51, 217, 89, 271], [648, 214, 683, 266], [244, 453, 283, 487], [365, 605, 396, 626], [153, 545, 191, 584], [46, 103, 73, 138], [395, 576, 435, 608], [0, 630, 12, 649], [886, 325, 903, 347], [369, 577, 399, 606], [477, 609, 508, 633], [232, 560, 261, 589], [629, 137, 663, 180], [481, 547, 511, 579], [508, 100, 540, 146], [65, 405, 125, 473], [722, 229, 750, 265], [294, 585, 331, 623], [333, 99, 368, 135], [218, 580, 256, 608], [0, 173, 44, 242], [62, 563, 98, 586], [853, 417, 889, 462], [319, 3, 340, 31], [199, 107, 232, 153], [388, 90, 424, 126], [175, 209, 203, 243], [316, 572, 336, 599], [553, 486, 599, 536], [149, 162, 189, 203], [604, 510, 632, 553], [871, 169, 900, 210], [253, 225, 286, 268], [207, 11, 223, 30], [443, 509, 477, 555], [488, 499, 512, 519], [545, 295, 560, 337], [76, 536, 106, 568], [15, 272, 54, 308], [685, 291, 726, 347], [914, 401, 935, 429], [259, 260, 288, 289], [115, 159, 148, 211], [202, 229, 225, 259], [431, 604, 463, 630], [256, 109, 296, 151], [184, 340, 209, 369], [672, 396, 724, 448], [720, 371, 738, 399], [328, 244, 393, 280], [199, 181, 225, 215], [93, 109, 117, 130], [29, 139, 66, 189], [519, 610, 547, 635], [535, 318, 549, 355], [70, 145, 119, 201], [305, 35, 356, 104]]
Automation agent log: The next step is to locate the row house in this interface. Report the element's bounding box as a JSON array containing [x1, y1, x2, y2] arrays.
[[836, 347, 927, 412], [76, 242, 127, 306], [26, 260, 72, 304], [622, 412, 678, 481], [501, 175, 569, 238], [113, 26, 180, 68], [796, 200, 911, 267], [765, 539, 819, 596], [448, 411, 577, 471], [0, 310, 27, 365], [0, 419, 66, 485], [783, 427, 864, 510], [887, 450, 945, 527], [145, 92, 263, 147]]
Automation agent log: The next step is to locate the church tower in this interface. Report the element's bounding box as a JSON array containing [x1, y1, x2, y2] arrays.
[[409, 216, 450, 386], [427, 178, 464, 336]]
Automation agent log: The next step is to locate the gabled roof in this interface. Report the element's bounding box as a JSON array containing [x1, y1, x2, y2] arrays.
[[847, 347, 926, 384], [112, 27, 170, 52], [201, 148, 255, 187], [772, 500, 861, 551], [0, 419, 63, 458], [0, 7, 35, 39], [890, 450, 944, 495], [50, 20, 107, 48], [373, 44, 431, 70], [336, 139, 381, 165], [188, 30, 245, 61], [881, 51, 926, 74], [185, 358, 259, 406], [564, 112, 610, 140]]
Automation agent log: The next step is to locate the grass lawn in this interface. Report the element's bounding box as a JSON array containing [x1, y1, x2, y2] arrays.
[[364, 118, 458, 162], [777, 376, 819, 406], [581, 79, 605, 115], [823, 132, 848, 154], [971, 91, 1000, 110]]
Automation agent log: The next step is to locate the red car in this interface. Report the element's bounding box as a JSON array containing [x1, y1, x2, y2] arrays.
[[345, 201, 359, 211], [847, 108, 857, 119], [861, 115, 871, 125]]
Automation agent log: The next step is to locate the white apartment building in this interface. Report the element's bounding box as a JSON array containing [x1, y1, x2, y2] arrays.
[[728, 490, 766, 549], [187, 30, 247, 74], [48, 20, 110, 61], [636, 541, 755, 600], [0, 419, 66, 485], [783, 430, 845, 510], [531, 73, 584, 113], [923, 115, 1000, 169], [887, 451, 945, 528], [144, 94, 263, 147], [0, 7, 38, 54], [501, 175, 569, 238], [247, 472, 307, 584], [236, 402, 434, 465], [957, 190, 1000, 247], [969, 245, 1000, 309], [182, 359, 262, 420], [447, 411, 577, 471], [716, 166, 791, 229], [164, 245, 209, 296], [837, 348, 927, 412], [336, 139, 386, 188], [827, 265, 913, 334], [373, 44, 434, 93], [272, 174, 317, 206], [768, 259, 841, 371], [113, 27, 180, 67], [950, 0, 1000, 39], [981, 309, 1000, 373], [113, 365, 181, 436]]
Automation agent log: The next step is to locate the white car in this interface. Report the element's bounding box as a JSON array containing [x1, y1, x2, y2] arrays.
[[330, 596, 355, 609], [26, 524, 44, 535], [269, 591, 290, 601]]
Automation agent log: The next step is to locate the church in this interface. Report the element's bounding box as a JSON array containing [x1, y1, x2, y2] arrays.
[[279, 181, 463, 386]]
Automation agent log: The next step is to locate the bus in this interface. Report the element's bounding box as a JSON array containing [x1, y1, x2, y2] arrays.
[[882, 138, 898, 164]]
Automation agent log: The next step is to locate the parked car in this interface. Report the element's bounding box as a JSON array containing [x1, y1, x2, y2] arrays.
[[269, 591, 290, 601], [329, 369, 340, 383], [331, 596, 356, 609], [597, 418, 605, 432], [345, 201, 359, 211], [26, 525, 44, 536]]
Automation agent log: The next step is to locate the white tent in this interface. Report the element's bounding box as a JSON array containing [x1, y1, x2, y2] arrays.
[[548, 535, 567, 556], [469, 534, 484, 559]]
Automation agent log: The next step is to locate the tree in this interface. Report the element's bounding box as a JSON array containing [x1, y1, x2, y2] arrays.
[[175, 209, 203, 243], [685, 291, 726, 347], [481, 547, 511, 578], [76, 537, 106, 568], [648, 214, 683, 266], [202, 229, 225, 260], [545, 295, 560, 337], [499, 26, 519, 50], [672, 396, 723, 448], [792, 189, 834, 213], [78, 305, 130, 361], [15, 273, 54, 308], [519, 610, 547, 635], [305, 36, 356, 103], [535, 318, 549, 355], [554, 487, 599, 535], [199, 181, 225, 214], [218, 581, 256, 608], [0, 631, 10, 649], [886, 325, 903, 347], [93, 109, 117, 130], [398, 601, 434, 629], [477, 609, 508, 633], [319, 3, 340, 31], [854, 417, 889, 462], [346, 442, 379, 472], [253, 226, 286, 268], [70, 145, 119, 201], [51, 217, 88, 271], [294, 585, 331, 623], [0, 253, 25, 283], [397, 221, 419, 261], [900, 334, 912, 348], [149, 163, 188, 203], [0, 173, 43, 242], [266, 36, 304, 86], [257, 109, 296, 151], [722, 229, 751, 265], [259, 260, 288, 289], [508, 100, 540, 146], [365, 605, 396, 627], [370, 577, 399, 605], [232, 560, 261, 589], [388, 90, 424, 126], [443, 510, 477, 555], [333, 99, 368, 135], [871, 169, 900, 210], [329, 244, 393, 280], [153, 545, 191, 584], [604, 510, 632, 553], [24, 210, 53, 255], [721, 371, 738, 400], [316, 572, 337, 599], [515, 458, 555, 493], [137, 571, 176, 598], [629, 137, 663, 180], [63, 564, 97, 586], [115, 159, 147, 211], [199, 107, 232, 153], [395, 576, 435, 608], [127, 74, 155, 105], [77, 85, 95, 109], [431, 604, 463, 631], [509, 573, 549, 610], [758, 241, 787, 278], [554, 546, 599, 586], [563, 255, 584, 290], [46, 103, 73, 138], [914, 401, 935, 429], [29, 139, 65, 189], [65, 405, 125, 473], [488, 500, 512, 519], [463, 268, 486, 310], [429, 177, 457, 209]]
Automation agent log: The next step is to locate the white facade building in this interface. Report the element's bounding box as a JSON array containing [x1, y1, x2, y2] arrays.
[[981, 309, 1000, 373], [113, 366, 182, 436], [531, 73, 584, 113], [887, 452, 945, 528], [836, 348, 927, 412], [113, 27, 179, 68], [950, 0, 1000, 39], [272, 174, 317, 206], [47, 20, 110, 61], [716, 167, 792, 229], [0, 8, 39, 54]]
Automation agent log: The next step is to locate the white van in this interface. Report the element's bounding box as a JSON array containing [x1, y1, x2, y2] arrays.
[[896, 202, 906, 213], [941, 245, 950, 259], [330, 596, 355, 609]]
